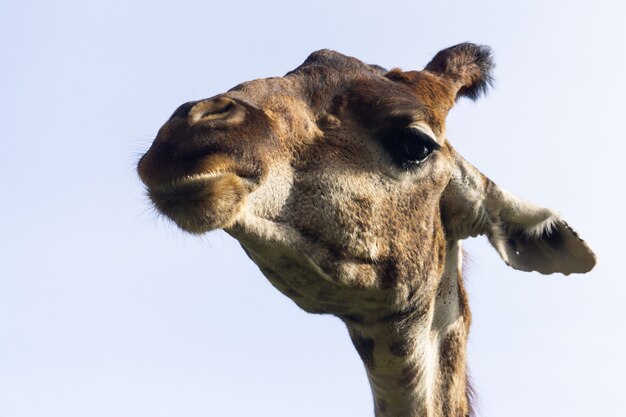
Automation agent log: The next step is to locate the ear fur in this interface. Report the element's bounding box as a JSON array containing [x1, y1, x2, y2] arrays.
[[424, 43, 494, 101], [441, 148, 596, 275]]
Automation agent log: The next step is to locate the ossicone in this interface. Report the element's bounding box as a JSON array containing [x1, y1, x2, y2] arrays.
[[424, 43, 495, 101]]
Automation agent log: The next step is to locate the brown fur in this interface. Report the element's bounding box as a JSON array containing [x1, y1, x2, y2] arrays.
[[385, 70, 457, 133]]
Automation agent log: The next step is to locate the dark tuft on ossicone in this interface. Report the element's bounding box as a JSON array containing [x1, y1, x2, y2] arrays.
[[425, 43, 495, 101]]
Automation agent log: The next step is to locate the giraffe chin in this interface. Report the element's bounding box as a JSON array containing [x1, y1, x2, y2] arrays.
[[148, 172, 248, 234]]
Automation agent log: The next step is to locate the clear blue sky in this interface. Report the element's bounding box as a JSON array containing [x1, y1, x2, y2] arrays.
[[1, 1, 624, 416]]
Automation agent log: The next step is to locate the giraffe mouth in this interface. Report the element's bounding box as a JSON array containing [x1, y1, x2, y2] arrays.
[[147, 170, 250, 234], [139, 151, 261, 234], [149, 171, 231, 198]]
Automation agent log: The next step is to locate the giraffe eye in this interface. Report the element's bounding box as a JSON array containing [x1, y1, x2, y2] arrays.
[[378, 127, 440, 169]]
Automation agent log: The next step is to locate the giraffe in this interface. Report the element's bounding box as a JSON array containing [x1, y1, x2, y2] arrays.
[[137, 43, 596, 417]]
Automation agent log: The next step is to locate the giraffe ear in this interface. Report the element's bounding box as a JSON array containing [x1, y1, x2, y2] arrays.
[[424, 43, 494, 100], [441, 149, 596, 275], [480, 192, 596, 275]]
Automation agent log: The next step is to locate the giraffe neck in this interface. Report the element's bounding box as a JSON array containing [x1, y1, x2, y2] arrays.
[[346, 241, 472, 417]]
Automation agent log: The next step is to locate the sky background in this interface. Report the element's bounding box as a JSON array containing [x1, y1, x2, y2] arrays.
[[1, 1, 625, 416]]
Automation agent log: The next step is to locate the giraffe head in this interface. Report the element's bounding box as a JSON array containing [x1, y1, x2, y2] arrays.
[[138, 44, 595, 318]]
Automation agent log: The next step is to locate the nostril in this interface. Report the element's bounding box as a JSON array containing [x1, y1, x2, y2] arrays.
[[188, 97, 239, 125], [200, 101, 233, 119]]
